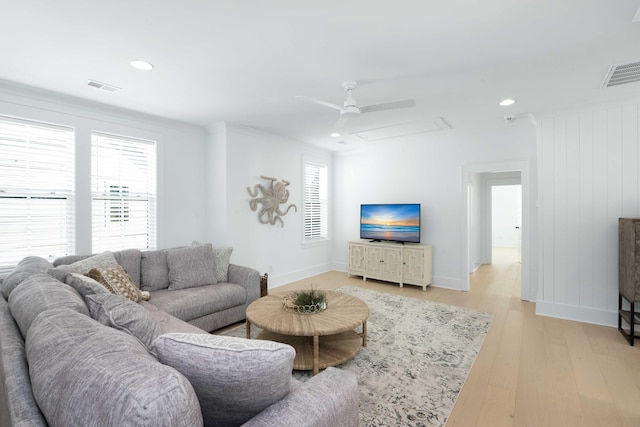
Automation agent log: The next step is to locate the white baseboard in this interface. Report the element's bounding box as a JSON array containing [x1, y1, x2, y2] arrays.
[[431, 276, 464, 291], [267, 264, 332, 289], [535, 301, 617, 328]]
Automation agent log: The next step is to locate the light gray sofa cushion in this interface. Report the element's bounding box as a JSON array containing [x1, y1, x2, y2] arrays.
[[138, 301, 209, 336], [241, 367, 360, 427], [151, 333, 295, 427], [53, 249, 143, 287], [141, 249, 170, 291], [166, 244, 217, 290], [213, 247, 233, 282], [1, 256, 53, 300], [85, 294, 161, 350], [0, 297, 47, 427], [148, 283, 246, 322], [53, 251, 118, 275], [26, 309, 204, 427], [151, 333, 295, 426], [8, 273, 89, 338], [64, 272, 111, 299]]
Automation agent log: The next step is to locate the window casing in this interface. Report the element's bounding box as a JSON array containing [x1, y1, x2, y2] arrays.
[[0, 116, 74, 274], [91, 133, 156, 252], [303, 161, 328, 241]]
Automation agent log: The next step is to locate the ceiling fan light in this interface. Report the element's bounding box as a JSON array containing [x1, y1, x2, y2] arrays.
[[499, 98, 516, 106], [130, 60, 154, 71]]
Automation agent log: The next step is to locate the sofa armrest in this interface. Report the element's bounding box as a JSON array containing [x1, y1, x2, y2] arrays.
[[241, 367, 359, 427], [0, 298, 48, 427], [227, 264, 261, 306]]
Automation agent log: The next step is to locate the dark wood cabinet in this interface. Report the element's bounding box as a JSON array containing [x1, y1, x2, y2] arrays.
[[618, 218, 640, 345]]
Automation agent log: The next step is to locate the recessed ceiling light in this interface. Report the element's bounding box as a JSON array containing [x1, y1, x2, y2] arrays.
[[130, 60, 154, 71], [499, 98, 516, 107], [330, 132, 340, 137]]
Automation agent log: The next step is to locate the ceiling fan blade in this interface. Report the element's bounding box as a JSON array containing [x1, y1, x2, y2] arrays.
[[295, 96, 342, 111], [360, 99, 416, 114], [333, 114, 351, 129]]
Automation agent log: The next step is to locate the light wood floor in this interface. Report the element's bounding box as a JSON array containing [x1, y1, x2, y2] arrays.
[[272, 247, 640, 427]]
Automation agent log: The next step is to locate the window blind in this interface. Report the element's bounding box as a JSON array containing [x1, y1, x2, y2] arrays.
[[0, 116, 74, 275], [304, 162, 328, 240], [91, 133, 156, 253]]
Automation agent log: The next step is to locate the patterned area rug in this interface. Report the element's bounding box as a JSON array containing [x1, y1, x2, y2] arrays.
[[225, 286, 493, 426]]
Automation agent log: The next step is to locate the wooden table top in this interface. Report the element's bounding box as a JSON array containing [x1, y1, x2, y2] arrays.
[[246, 290, 369, 337]]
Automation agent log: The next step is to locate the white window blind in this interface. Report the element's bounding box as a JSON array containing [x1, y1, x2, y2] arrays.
[[304, 161, 328, 240], [0, 116, 74, 275], [91, 133, 156, 253]]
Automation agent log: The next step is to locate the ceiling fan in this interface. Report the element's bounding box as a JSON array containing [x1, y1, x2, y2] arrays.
[[296, 80, 416, 128]]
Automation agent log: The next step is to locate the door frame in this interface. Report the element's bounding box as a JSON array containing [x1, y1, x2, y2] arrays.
[[461, 160, 532, 301]]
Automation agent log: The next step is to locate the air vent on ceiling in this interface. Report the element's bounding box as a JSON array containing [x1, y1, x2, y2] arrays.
[[601, 62, 640, 88], [87, 79, 121, 93]]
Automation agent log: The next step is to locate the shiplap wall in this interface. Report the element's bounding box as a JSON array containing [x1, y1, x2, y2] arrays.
[[537, 102, 640, 326]]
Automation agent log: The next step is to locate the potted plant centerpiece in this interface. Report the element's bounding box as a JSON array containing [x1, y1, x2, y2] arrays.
[[283, 286, 327, 314]]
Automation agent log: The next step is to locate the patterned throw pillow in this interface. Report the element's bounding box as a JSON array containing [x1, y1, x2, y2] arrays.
[[88, 265, 143, 302], [213, 247, 233, 283]]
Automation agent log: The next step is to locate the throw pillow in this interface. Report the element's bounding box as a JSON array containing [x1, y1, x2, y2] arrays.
[[26, 309, 203, 427], [166, 244, 217, 290], [151, 333, 294, 427], [55, 251, 118, 275], [65, 273, 111, 299], [85, 294, 161, 350], [213, 247, 233, 283], [140, 249, 170, 291], [87, 265, 143, 302]]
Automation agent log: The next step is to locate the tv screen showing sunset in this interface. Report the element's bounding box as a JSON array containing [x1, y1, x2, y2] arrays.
[[360, 204, 420, 243]]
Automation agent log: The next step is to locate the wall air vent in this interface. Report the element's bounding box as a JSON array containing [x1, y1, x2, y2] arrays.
[[87, 79, 121, 93], [601, 62, 640, 88]]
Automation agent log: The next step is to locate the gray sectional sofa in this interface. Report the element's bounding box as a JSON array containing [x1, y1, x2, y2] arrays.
[[0, 245, 359, 427]]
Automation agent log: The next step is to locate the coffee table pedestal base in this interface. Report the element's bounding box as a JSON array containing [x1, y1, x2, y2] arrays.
[[257, 329, 363, 375]]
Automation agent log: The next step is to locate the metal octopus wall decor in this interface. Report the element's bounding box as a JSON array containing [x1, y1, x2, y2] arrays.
[[247, 176, 297, 228]]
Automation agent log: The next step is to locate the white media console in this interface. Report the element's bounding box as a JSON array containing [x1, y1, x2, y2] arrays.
[[347, 240, 433, 291]]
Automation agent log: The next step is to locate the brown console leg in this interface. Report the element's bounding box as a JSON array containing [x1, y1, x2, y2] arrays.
[[246, 321, 251, 339]]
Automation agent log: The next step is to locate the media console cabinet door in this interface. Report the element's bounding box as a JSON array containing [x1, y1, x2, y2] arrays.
[[348, 243, 366, 277]]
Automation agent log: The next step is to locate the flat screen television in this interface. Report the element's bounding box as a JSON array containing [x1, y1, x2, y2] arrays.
[[360, 203, 421, 243]]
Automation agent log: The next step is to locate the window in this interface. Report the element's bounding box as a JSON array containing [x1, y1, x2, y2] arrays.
[[303, 161, 328, 241], [0, 116, 74, 274], [91, 133, 156, 252]]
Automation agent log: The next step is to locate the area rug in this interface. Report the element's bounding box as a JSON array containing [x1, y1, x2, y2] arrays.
[[224, 286, 493, 426]]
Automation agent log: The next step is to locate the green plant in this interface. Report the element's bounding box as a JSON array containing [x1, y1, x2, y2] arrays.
[[294, 286, 326, 307]]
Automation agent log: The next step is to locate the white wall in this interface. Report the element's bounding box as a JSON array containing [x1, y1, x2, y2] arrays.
[[206, 125, 334, 288], [537, 101, 640, 327], [332, 121, 537, 291], [0, 81, 208, 253]]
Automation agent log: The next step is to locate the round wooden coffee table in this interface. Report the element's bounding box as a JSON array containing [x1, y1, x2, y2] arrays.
[[246, 290, 369, 375]]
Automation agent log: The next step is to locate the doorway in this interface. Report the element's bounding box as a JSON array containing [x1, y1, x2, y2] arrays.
[[461, 161, 532, 301]]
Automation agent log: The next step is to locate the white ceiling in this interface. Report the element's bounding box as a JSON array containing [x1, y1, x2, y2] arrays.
[[2, 0, 640, 149]]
